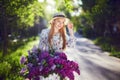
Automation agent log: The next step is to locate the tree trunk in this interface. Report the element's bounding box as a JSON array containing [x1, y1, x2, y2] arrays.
[[1, 0, 8, 56], [3, 17, 8, 56]]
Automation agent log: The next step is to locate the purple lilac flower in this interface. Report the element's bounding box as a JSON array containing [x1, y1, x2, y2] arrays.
[[20, 56, 27, 64], [28, 50, 31, 55], [27, 63, 33, 69], [48, 58, 54, 66], [67, 72, 74, 80], [59, 69, 67, 78], [20, 48, 80, 80], [33, 76, 40, 80], [39, 66, 43, 71], [31, 45, 37, 52], [40, 51, 50, 59], [28, 66, 40, 78], [20, 68, 27, 74], [51, 64, 56, 70], [41, 67, 50, 75], [59, 53, 67, 60], [76, 69, 80, 75]]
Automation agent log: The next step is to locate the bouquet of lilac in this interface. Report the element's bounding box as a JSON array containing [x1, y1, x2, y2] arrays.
[[20, 46, 80, 80]]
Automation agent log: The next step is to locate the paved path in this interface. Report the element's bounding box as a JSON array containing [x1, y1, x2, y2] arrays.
[[65, 33, 120, 80]]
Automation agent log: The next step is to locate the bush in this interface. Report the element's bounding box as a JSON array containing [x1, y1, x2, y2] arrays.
[[0, 55, 24, 80], [94, 37, 120, 58], [0, 61, 12, 79], [0, 36, 38, 80], [94, 37, 111, 51], [82, 27, 95, 38], [110, 47, 120, 58], [110, 52, 120, 58]]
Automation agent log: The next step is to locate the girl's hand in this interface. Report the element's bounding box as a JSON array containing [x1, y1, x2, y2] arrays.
[[25, 78, 29, 80], [67, 22, 74, 36]]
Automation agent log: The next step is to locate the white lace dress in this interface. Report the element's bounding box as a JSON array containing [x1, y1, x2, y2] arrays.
[[38, 28, 76, 51], [38, 28, 76, 80]]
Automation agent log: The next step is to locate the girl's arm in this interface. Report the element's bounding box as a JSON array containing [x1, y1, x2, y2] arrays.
[[38, 29, 49, 50], [66, 22, 76, 48]]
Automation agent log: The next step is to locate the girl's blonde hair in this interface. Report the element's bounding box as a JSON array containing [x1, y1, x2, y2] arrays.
[[48, 18, 66, 50]]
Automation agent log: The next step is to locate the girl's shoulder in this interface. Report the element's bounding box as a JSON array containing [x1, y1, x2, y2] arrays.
[[39, 28, 50, 37], [41, 28, 50, 33]]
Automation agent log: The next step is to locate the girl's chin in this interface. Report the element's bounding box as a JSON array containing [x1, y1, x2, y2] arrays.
[[58, 28, 61, 30], [58, 27, 62, 29]]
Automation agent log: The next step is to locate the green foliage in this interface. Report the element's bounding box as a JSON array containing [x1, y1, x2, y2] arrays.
[[64, 0, 73, 12], [0, 0, 45, 56], [94, 37, 111, 51], [0, 37, 39, 79], [110, 51, 120, 58], [92, 0, 108, 14], [5, 75, 24, 80], [5, 0, 33, 15], [1, 0, 44, 27], [94, 37, 120, 58], [0, 61, 11, 78], [81, 0, 95, 11], [80, 11, 94, 26], [55, 0, 73, 12], [17, 1, 44, 27], [2, 57, 23, 80], [80, 0, 115, 36], [74, 11, 95, 37], [82, 26, 95, 38], [110, 44, 120, 58], [71, 16, 81, 31]]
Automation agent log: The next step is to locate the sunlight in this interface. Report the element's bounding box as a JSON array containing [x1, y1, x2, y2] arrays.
[[46, 0, 56, 13], [38, 0, 44, 3], [71, 8, 82, 16], [71, 0, 82, 16], [46, 0, 55, 5], [73, 0, 82, 7], [44, 0, 56, 19]]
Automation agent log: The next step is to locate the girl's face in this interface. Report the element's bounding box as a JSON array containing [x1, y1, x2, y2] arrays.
[[54, 18, 65, 30]]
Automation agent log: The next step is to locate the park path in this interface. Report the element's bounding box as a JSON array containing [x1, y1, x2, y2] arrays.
[[65, 33, 120, 80]]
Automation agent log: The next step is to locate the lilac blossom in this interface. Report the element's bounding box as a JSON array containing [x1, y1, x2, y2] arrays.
[[20, 68, 27, 74], [20, 48, 80, 80], [20, 56, 27, 64]]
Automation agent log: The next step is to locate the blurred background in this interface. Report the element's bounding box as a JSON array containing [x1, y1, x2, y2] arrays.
[[0, 0, 120, 80]]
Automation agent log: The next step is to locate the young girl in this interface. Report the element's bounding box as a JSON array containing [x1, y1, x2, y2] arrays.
[[37, 13, 77, 80], [38, 13, 76, 52]]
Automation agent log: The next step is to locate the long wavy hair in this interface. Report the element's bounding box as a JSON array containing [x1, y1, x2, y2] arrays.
[[48, 18, 66, 50]]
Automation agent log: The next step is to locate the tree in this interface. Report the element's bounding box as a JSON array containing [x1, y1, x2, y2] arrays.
[[0, 0, 44, 56], [80, 0, 120, 36]]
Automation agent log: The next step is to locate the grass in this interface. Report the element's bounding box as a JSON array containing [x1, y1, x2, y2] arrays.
[[94, 37, 111, 51], [0, 36, 39, 80], [7, 36, 39, 57], [94, 37, 120, 58]]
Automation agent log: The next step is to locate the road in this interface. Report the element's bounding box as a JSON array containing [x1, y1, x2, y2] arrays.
[[65, 33, 120, 80]]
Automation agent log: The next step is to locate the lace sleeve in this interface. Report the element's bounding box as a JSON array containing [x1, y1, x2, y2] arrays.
[[38, 29, 49, 50], [66, 34, 76, 48]]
